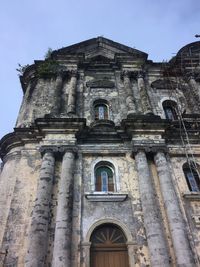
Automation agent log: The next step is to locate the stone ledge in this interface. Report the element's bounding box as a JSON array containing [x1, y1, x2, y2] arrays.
[[183, 192, 200, 200], [85, 193, 128, 202]]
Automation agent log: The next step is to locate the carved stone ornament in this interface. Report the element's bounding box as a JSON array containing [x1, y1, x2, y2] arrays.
[[69, 69, 78, 77], [86, 79, 115, 88]]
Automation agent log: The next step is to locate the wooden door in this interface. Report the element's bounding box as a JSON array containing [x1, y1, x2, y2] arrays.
[[90, 224, 129, 267]]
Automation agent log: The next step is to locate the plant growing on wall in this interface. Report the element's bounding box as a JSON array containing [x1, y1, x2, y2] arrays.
[[44, 48, 53, 59], [16, 63, 30, 76], [36, 59, 61, 78]]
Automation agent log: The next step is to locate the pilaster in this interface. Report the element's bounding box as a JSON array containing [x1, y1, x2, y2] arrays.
[[67, 70, 78, 114], [52, 74, 63, 116]]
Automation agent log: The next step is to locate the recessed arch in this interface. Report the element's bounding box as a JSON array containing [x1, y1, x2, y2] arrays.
[[85, 218, 134, 243], [83, 219, 135, 267], [90, 224, 129, 267]]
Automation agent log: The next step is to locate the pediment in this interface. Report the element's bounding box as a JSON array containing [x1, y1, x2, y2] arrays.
[[151, 79, 178, 90], [52, 37, 148, 60], [76, 120, 127, 143]]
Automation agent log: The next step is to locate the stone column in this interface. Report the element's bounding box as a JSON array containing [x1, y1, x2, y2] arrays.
[[71, 152, 83, 267], [188, 75, 200, 105], [154, 151, 194, 267], [52, 74, 63, 115], [137, 71, 152, 114], [52, 150, 76, 267], [127, 242, 136, 267], [135, 150, 170, 267], [81, 242, 91, 267], [123, 71, 136, 115], [67, 70, 78, 114], [25, 150, 55, 267]]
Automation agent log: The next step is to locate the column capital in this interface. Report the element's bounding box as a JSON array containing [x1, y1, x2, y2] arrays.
[[39, 145, 78, 156], [132, 145, 168, 154], [81, 241, 92, 247], [122, 70, 131, 78], [39, 146, 58, 156], [132, 146, 150, 154], [137, 70, 146, 79], [69, 69, 78, 78], [58, 145, 78, 155], [152, 146, 168, 154]]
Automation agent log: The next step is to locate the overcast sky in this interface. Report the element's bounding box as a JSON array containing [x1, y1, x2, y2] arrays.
[[0, 0, 200, 138]]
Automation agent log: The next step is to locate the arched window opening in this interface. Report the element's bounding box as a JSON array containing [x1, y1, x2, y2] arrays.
[[183, 162, 200, 192], [95, 162, 114, 192], [94, 100, 109, 120], [162, 100, 178, 120], [90, 224, 129, 267]]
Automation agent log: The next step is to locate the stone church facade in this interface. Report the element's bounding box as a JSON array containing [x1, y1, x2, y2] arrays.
[[0, 37, 200, 267]]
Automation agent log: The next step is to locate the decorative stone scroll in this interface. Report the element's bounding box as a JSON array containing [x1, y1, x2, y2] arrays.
[[122, 70, 136, 115], [137, 71, 153, 114]]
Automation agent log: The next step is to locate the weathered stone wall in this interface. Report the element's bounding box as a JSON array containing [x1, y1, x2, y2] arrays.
[[170, 154, 200, 263], [81, 153, 152, 266], [1, 38, 200, 266], [0, 146, 41, 266]]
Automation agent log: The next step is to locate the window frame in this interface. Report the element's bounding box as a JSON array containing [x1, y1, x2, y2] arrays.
[[93, 100, 110, 121], [95, 164, 115, 192], [162, 100, 178, 120], [183, 162, 200, 192]]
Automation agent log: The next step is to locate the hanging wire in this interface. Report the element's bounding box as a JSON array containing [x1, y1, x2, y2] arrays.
[[162, 54, 200, 265], [162, 52, 200, 178]]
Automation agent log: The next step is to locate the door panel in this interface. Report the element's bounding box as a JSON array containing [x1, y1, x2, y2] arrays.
[[90, 224, 129, 267], [91, 250, 129, 267]]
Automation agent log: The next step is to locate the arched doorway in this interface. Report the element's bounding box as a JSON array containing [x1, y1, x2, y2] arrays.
[[90, 224, 129, 267]]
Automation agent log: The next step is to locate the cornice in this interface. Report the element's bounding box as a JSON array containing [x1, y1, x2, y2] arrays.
[[35, 117, 86, 133], [0, 118, 86, 160], [0, 129, 42, 160], [121, 114, 169, 132]]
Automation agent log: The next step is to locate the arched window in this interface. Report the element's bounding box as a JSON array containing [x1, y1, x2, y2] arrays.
[[90, 224, 129, 267], [94, 100, 109, 120], [183, 162, 200, 192], [162, 100, 178, 120], [95, 162, 114, 192]]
